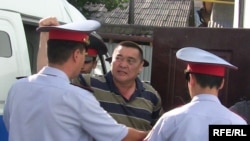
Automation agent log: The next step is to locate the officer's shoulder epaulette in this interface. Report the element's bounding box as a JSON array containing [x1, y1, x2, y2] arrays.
[[70, 83, 94, 93], [16, 76, 28, 79]]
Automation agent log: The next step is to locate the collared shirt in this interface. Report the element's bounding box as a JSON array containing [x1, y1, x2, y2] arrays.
[[145, 94, 247, 141], [3, 66, 127, 141], [78, 72, 162, 131]]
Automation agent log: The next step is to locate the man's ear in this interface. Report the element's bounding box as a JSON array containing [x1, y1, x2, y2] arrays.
[[189, 74, 196, 86], [138, 61, 144, 73], [72, 49, 81, 62], [219, 78, 225, 90]]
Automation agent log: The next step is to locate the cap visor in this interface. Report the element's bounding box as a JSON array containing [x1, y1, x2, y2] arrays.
[[89, 33, 108, 55], [36, 20, 101, 32], [176, 47, 238, 70]]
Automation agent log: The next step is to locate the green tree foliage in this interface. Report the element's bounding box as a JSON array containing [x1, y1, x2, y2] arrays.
[[68, 0, 129, 18]]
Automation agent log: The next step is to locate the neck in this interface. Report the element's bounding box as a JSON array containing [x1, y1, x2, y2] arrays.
[[190, 85, 219, 98], [113, 79, 136, 100], [49, 63, 75, 79]]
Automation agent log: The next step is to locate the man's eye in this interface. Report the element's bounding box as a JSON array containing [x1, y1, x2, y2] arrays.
[[127, 59, 136, 64], [115, 57, 122, 61]]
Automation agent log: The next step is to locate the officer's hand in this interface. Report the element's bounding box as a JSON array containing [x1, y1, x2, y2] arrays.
[[39, 16, 59, 27]]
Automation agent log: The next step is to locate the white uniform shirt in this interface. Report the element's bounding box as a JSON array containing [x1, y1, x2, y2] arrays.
[[145, 94, 247, 141], [3, 66, 127, 141]]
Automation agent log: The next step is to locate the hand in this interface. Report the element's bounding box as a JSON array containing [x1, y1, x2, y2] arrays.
[[39, 16, 59, 27]]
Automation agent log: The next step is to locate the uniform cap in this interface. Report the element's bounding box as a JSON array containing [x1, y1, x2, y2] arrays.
[[176, 47, 237, 77], [88, 32, 108, 55], [87, 48, 98, 56], [36, 20, 101, 44]]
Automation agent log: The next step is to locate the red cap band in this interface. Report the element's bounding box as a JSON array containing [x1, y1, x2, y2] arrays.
[[187, 63, 225, 77], [87, 48, 98, 56], [49, 29, 89, 43]]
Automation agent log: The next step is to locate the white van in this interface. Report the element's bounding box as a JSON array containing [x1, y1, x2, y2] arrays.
[[0, 0, 110, 140]]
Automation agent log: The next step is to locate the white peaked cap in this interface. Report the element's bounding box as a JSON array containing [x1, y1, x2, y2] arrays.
[[176, 47, 237, 69], [176, 47, 237, 77]]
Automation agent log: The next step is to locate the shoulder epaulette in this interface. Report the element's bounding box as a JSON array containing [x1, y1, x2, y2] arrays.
[[16, 76, 27, 79], [70, 83, 94, 93]]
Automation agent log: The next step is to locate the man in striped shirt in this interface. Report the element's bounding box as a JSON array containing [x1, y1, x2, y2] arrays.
[[78, 41, 163, 131]]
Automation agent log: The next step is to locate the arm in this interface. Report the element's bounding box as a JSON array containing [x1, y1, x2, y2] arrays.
[[122, 128, 148, 141], [37, 16, 59, 72]]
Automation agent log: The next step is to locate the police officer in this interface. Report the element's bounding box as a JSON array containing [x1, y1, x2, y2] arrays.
[[3, 19, 147, 141], [80, 32, 108, 74], [144, 47, 247, 141]]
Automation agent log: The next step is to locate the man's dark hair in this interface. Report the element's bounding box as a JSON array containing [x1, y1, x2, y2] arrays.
[[47, 39, 87, 64], [118, 41, 143, 61], [192, 73, 223, 89]]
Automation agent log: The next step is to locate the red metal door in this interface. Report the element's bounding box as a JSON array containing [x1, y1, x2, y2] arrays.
[[151, 27, 250, 111]]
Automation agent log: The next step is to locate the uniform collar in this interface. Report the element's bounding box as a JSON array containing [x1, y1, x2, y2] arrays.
[[39, 66, 70, 83], [191, 94, 221, 104]]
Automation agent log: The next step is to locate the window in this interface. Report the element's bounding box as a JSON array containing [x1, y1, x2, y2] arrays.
[[0, 31, 12, 57]]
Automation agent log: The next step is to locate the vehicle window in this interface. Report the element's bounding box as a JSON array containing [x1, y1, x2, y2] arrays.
[[93, 54, 111, 76], [0, 31, 12, 57]]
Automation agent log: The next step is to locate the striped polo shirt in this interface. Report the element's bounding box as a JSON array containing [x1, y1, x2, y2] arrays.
[[76, 72, 162, 131]]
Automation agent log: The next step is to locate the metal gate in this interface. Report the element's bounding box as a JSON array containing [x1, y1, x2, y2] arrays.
[[151, 27, 250, 111]]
